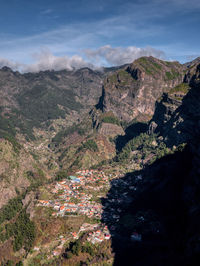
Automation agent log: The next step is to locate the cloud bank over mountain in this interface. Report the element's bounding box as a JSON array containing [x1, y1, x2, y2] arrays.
[[0, 45, 165, 73], [84, 45, 165, 66]]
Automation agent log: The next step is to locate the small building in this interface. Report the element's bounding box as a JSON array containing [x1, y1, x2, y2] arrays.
[[69, 175, 78, 180], [105, 234, 111, 240], [60, 206, 65, 212]]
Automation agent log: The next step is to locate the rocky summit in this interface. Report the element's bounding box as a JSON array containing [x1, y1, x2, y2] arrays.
[[0, 56, 200, 266]]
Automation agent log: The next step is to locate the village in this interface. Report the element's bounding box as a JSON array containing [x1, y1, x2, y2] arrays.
[[35, 169, 114, 257], [37, 169, 111, 218], [33, 169, 146, 259]]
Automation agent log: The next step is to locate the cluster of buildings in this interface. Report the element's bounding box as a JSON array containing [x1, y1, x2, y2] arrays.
[[37, 170, 110, 219], [70, 223, 99, 240], [70, 223, 111, 244], [87, 225, 111, 244]]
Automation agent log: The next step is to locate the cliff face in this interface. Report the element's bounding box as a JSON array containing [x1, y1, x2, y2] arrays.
[[147, 62, 200, 264], [103, 62, 200, 266], [99, 56, 185, 122], [149, 62, 200, 148]]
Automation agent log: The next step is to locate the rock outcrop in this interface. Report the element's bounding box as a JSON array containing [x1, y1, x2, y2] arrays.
[[99, 56, 185, 122], [149, 62, 200, 148]]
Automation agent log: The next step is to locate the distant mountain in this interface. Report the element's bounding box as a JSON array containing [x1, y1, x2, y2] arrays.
[[183, 56, 200, 68], [0, 56, 195, 205]]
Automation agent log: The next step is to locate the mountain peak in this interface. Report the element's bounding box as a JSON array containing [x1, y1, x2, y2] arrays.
[[1, 66, 13, 72], [184, 56, 200, 68]]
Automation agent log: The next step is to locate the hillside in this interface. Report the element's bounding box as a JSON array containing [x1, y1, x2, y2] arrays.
[[0, 56, 200, 265], [103, 60, 200, 266]]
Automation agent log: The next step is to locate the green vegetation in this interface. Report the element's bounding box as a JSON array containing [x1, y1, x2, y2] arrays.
[[136, 57, 163, 75], [165, 70, 180, 80], [81, 139, 98, 152], [0, 197, 23, 224], [6, 210, 35, 251], [65, 239, 97, 258], [0, 113, 16, 137], [52, 124, 86, 146], [100, 111, 121, 126], [151, 62, 162, 70], [0, 196, 36, 252], [55, 170, 69, 181], [102, 116, 120, 125], [176, 143, 187, 152], [4, 260, 15, 266], [0, 85, 84, 141], [107, 69, 134, 87], [169, 83, 190, 95], [0, 113, 22, 152], [1, 133, 21, 153], [116, 133, 171, 165], [18, 85, 82, 125], [63, 238, 111, 265], [26, 168, 46, 191]]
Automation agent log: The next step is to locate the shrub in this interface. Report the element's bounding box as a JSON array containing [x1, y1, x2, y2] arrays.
[[81, 139, 98, 152]]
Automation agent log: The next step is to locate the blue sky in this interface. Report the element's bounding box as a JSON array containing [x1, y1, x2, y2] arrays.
[[0, 0, 200, 71]]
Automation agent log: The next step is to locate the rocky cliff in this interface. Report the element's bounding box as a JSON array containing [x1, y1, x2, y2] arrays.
[[149, 61, 200, 148], [1, 56, 200, 265], [99, 56, 185, 122], [103, 60, 200, 266]]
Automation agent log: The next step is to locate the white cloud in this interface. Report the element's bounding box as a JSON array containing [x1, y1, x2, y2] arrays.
[[0, 0, 199, 67], [84, 45, 165, 66], [0, 45, 166, 73], [23, 49, 93, 72], [0, 57, 23, 71], [0, 13, 165, 65]]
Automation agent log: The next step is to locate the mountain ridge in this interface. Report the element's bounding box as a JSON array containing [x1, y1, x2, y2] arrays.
[[1, 56, 200, 265]]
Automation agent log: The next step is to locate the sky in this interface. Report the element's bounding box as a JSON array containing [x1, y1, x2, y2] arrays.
[[0, 0, 200, 72]]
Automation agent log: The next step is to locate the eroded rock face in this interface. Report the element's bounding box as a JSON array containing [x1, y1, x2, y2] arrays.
[[107, 62, 200, 266], [148, 62, 200, 148], [145, 62, 200, 263], [99, 56, 185, 122]]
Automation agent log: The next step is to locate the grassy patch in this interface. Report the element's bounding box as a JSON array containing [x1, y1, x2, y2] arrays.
[[136, 57, 162, 75], [165, 70, 180, 80], [169, 83, 190, 95], [81, 139, 98, 152], [102, 116, 120, 125]]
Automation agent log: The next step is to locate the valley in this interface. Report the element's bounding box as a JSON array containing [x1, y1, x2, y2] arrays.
[[0, 56, 200, 265]]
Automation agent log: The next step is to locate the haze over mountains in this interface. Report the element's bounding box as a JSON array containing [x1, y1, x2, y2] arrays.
[[0, 55, 200, 265]]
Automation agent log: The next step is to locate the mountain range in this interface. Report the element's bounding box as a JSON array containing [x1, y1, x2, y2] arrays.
[[0, 56, 200, 265]]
